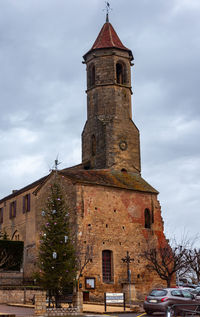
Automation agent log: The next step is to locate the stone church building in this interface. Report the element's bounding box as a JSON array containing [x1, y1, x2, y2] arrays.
[[0, 17, 168, 301]]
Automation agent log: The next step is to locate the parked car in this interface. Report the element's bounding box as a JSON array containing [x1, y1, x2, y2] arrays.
[[143, 288, 199, 315], [177, 282, 197, 289], [191, 287, 200, 299]]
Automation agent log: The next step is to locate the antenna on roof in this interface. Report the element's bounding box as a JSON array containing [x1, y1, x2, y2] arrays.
[[104, 1, 112, 22], [50, 155, 62, 172]]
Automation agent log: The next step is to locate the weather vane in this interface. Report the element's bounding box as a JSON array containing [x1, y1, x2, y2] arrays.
[[104, 1, 112, 22]]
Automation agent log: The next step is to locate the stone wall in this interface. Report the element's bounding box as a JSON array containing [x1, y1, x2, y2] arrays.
[[0, 272, 23, 285], [82, 48, 141, 173], [76, 183, 166, 302], [35, 291, 46, 316], [0, 288, 40, 304]]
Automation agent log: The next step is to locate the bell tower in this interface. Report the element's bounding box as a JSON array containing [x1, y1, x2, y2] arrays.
[[82, 18, 141, 174]]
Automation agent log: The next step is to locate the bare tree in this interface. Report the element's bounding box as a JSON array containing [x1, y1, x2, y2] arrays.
[[142, 243, 191, 287], [186, 248, 200, 283], [76, 244, 93, 290], [0, 249, 14, 270]]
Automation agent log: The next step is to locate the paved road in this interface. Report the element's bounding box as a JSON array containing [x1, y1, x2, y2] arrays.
[[0, 305, 166, 317], [117, 313, 165, 317], [0, 305, 34, 317]]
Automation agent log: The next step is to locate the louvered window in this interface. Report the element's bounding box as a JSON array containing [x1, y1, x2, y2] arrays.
[[116, 62, 126, 84]]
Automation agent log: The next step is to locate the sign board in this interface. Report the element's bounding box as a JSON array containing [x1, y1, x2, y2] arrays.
[[85, 277, 95, 289], [104, 293, 125, 311], [106, 293, 124, 303]]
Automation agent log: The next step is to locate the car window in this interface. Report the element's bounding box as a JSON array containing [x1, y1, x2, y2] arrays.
[[192, 289, 200, 295], [149, 289, 167, 297], [171, 290, 182, 297], [182, 290, 192, 298]]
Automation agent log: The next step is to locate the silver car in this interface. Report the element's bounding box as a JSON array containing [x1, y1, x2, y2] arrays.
[[143, 288, 199, 315], [191, 287, 200, 299]]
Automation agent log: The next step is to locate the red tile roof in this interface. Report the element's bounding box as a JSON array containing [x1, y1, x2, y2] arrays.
[[92, 22, 127, 50], [84, 22, 133, 59]]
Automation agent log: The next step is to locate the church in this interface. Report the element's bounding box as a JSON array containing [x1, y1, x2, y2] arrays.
[[0, 15, 168, 302]]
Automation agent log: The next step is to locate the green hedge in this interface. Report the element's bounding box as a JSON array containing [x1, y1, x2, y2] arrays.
[[0, 240, 24, 271]]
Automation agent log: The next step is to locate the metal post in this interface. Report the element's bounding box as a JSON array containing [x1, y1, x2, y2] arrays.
[[121, 251, 134, 309], [104, 293, 107, 312], [166, 306, 171, 317], [129, 269, 131, 308], [177, 272, 179, 287]]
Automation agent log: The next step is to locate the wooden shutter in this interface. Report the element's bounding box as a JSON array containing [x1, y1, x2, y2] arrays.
[[0, 208, 3, 223], [14, 201, 17, 217], [23, 196, 26, 213], [27, 194, 30, 212], [9, 203, 12, 219]]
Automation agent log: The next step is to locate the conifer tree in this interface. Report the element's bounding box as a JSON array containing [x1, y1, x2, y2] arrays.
[[38, 179, 76, 307]]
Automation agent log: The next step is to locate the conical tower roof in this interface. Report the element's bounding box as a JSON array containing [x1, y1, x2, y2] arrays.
[[83, 21, 133, 60]]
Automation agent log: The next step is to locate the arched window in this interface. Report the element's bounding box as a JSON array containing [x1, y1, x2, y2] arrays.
[[144, 208, 151, 229], [102, 250, 113, 283], [116, 62, 125, 84], [11, 230, 21, 241], [91, 134, 96, 156], [88, 64, 95, 87]]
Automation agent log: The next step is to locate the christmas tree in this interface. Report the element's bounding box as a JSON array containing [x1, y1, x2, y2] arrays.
[[38, 178, 76, 307]]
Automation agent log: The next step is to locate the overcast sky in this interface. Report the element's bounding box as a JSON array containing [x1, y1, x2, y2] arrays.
[[0, 0, 199, 242]]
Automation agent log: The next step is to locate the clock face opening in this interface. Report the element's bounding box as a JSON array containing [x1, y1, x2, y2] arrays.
[[119, 140, 128, 151]]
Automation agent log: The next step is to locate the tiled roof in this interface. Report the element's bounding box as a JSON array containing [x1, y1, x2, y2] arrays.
[[84, 22, 133, 59], [60, 169, 158, 194], [0, 167, 158, 204]]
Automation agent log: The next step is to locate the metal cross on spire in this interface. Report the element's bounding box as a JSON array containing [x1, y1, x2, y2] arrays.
[[105, 1, 112, 22]]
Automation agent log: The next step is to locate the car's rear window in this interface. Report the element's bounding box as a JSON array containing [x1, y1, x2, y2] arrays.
[[149, 289, 167, 297]]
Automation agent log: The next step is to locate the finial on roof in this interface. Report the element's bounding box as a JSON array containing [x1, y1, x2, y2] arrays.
[[106, 13, 109, 23], [105, 1, 111, 22]]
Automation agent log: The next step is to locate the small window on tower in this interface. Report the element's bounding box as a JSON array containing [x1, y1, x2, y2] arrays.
[[144, 208, 151, 229], [89, 64, 95, 87], [91, 134, 96, 156], [116, 62, 125, 84]]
